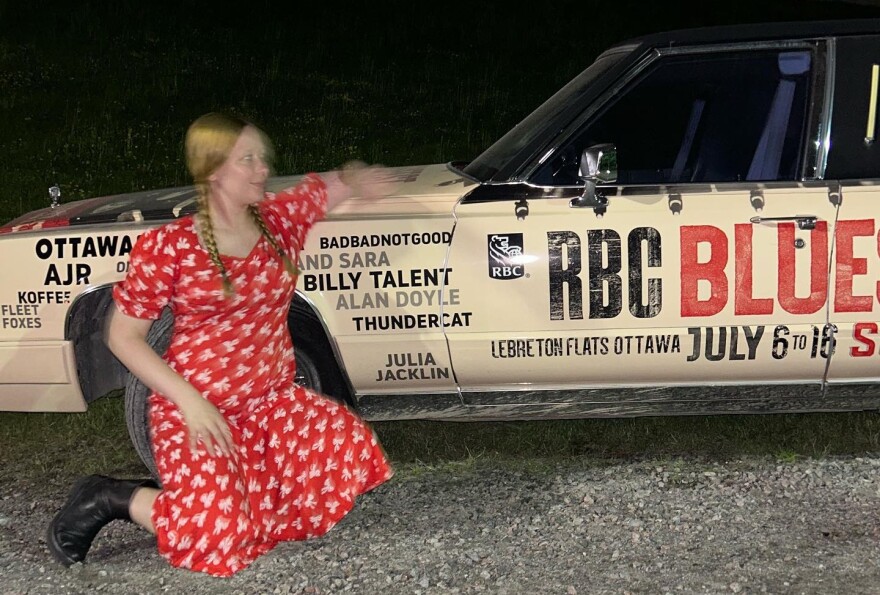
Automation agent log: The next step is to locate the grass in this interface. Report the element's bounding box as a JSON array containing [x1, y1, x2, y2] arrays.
[[0, 395, 142, 485], [3, 395, 880, 484], [375, 411, 880, 466], [3, 1, 880, 474]]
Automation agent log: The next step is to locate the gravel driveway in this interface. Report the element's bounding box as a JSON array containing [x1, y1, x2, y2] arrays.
[[2, 456, 880, 594]]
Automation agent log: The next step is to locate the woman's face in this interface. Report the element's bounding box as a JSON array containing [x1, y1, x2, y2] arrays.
[[209, 126, 270, 207]]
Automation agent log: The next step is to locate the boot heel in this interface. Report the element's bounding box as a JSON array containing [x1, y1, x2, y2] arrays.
[[47, 475, 155, 566]]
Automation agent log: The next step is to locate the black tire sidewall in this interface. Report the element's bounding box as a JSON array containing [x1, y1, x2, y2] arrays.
[[124, 308, 351, 482], [288, 313, 351, 406], [123, 308, 173, 482]]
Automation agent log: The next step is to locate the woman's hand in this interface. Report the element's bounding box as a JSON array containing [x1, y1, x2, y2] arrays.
[[324, 161, 399, 212], [340, 161, 399, 200], [176, 391, 235, 456], [107, 305, 234, 458]]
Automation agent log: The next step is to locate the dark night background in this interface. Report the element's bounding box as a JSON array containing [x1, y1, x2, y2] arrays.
[[2, 0, 880, 224]]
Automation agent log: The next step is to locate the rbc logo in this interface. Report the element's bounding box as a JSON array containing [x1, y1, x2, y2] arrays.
[[488, 233, 525, 280]]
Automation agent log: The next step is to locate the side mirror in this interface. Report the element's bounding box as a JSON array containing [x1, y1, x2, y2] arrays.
[[579, 143, 617, 184], [570, 143, 617, 213]]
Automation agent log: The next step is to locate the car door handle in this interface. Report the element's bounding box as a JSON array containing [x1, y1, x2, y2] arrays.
[[749, 215, 817, 230]]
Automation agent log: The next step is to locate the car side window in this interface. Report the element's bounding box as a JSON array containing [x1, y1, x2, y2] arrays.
[[824, 35, 880, 180], [532, 49, 814, 186]]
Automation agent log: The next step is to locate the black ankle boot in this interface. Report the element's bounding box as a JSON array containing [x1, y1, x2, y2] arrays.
[[46, 474, 158, 566]]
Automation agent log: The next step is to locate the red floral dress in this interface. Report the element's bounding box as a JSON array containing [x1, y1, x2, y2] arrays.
[[113, 174, 393, 577]]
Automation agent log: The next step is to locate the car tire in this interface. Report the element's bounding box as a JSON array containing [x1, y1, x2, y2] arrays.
[[124, 308, 173, 482], [123, 307, 352, 482], [288, 308, 353, 407]]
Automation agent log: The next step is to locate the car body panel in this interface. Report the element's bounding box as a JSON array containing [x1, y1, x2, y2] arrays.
[[827, 182, 880, 383], [444, 182, 839, 395]]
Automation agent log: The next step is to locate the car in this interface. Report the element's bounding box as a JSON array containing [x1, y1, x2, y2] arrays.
[[2, 19, 880, 474]]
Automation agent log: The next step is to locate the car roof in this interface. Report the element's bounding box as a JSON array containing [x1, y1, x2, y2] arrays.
[[604, 18, 880, 56]]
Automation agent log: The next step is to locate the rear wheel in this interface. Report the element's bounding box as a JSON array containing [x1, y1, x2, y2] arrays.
[[123, 306, 351, 481], [288, 307, 352, 406], [124, 309, 173, 482]]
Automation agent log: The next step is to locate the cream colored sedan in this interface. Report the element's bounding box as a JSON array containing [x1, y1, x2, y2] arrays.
[[2, 19, 880, 473]]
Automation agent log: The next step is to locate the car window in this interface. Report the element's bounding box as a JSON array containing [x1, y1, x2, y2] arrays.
[[462, 48, 631, 183], [532, 49, 814, 186], [825, 35, 880, 180]]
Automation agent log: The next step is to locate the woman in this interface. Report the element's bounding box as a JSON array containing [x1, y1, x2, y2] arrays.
[[47, 113, 394, 576]]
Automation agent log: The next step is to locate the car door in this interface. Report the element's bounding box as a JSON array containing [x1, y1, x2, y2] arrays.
[[444, 41, 838, 413], [823, 35, 880, 405]]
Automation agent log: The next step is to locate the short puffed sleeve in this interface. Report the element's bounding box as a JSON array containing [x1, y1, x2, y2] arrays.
[[259, 173, 328, 255], [113, 224, 179, 320]]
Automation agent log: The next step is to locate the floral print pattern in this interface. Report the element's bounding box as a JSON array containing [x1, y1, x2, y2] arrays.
[[113, 175, 392, 576]]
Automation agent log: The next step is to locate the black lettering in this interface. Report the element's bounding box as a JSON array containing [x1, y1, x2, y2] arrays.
[[17, 291, 70, 304], [687, 327, 701, 362], [76, 263, 90, 284], [81, 236, 96, 257], [120, 235, 133, 256], [547, 231, 582, 320], [705, 327, 727, 362], [587, 230, 622, 319], [743, 326, 764, 360], [628, 227, 662, 319], [729, 327, 746, 360], [35, 239, 52, 260], [44, 264, 62, 285]]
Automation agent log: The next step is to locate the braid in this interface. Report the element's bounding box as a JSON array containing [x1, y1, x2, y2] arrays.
[[248, 205, 299, 277], [196, 183, 235, 297]]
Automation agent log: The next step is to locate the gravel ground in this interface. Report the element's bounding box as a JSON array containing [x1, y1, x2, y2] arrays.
[[2, 456, 880, 594]]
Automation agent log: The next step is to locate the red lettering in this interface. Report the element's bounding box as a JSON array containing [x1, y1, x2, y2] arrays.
[[734, 223, 773, 315], [680, 225, 728, 317], [835, 219, 874, 313], [876, 228, 880, 306], [852, 322, 878, 357], [778, 221, 828, 315]]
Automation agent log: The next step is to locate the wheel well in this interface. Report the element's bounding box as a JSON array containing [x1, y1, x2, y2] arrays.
[[67, 289, 351, 405], [290, 292, 355, 405], [66, 286, 127, 403]]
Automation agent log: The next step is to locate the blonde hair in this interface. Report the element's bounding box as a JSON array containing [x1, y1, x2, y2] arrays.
[[185, 113, 297, 296]]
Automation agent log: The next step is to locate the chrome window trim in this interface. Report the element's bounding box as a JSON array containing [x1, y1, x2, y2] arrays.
[[815, 37, 836, 180], [797, 40, 827, 181], [521, 39, 825, 186], [655, 39, 816, 57]]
